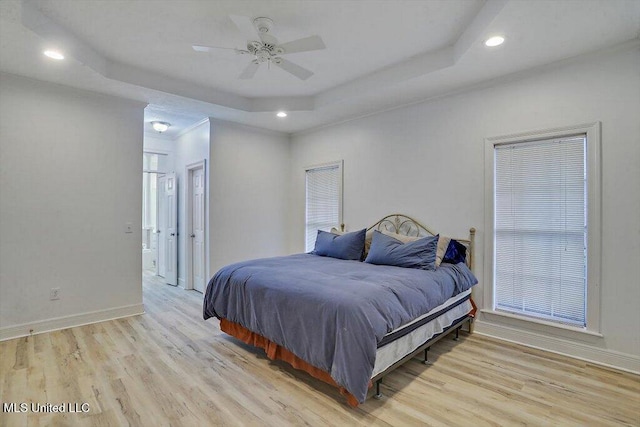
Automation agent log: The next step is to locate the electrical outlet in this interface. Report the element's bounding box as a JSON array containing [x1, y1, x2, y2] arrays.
[[50, 287, 60, 300]]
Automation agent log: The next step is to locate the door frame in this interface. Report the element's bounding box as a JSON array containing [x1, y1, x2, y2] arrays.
[[185, 160, 207, 291], [156, 174, 167, 278], [163, 172, 178, 286]]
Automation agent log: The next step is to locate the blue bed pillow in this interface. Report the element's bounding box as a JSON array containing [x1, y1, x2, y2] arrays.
[[364, 230, 438, 270], [313, 228, 366, 261], [443, 239, 467, 264]]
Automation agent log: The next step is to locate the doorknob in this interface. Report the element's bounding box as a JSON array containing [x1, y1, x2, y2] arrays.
[[190, 234, 196, 238], [170, 233, 176, 236]]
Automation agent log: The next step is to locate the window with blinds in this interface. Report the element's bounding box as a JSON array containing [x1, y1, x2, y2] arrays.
[[305, 162, 343, 252], [494, 135, 587, 326]]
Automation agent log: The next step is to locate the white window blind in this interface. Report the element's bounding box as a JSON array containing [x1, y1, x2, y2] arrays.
[[305, 163, 342, 252], [494, 135, 587, 326]]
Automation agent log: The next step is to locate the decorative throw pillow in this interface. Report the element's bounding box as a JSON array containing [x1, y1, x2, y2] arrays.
[[379, 230, 452, 268], [443, 239, 467, 265], [314, 229, 366, 261], [363, 229, 375, 258], [435, 236, 452, 267], [331, 227, 376, 260], [365, 230, 438, 270]]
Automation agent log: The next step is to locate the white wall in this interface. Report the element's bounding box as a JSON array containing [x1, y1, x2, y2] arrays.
[[163, 118, 291, 289], [0, 73, 145, 339], [290, 46, 640, 371], [209, 119, 291, 274], [174, 121, 210, 287]]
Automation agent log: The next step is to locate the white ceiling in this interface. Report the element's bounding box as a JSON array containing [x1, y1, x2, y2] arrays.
[[1, 0, 639, 136]]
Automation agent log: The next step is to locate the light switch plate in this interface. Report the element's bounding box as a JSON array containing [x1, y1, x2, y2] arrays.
[[124, 222, 133, 234]]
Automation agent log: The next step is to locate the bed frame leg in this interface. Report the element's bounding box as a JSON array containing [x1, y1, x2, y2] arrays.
[[454, 327, 460, 341], [374, 379, 383, 399], [423, 347, 431, 365]]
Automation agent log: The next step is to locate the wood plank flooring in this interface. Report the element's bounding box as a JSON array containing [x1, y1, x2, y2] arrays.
[[1, 273, 639, 426]]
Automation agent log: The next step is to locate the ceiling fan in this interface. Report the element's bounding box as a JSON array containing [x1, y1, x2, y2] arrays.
[[193, 15, 326, 80]]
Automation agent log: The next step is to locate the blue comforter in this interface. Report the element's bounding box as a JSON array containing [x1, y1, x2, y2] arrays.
[[203, 253, 477, 403]]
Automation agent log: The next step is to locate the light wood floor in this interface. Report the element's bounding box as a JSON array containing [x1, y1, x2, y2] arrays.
[[1, 274, 639, 426]]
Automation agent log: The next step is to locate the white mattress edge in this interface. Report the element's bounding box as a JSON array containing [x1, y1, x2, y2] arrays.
[[372, 300, 472, 377], [385, 289, 472, 336]]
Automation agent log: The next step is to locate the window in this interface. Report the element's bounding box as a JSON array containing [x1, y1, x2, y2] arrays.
[[485, 123, 601, 333], [305, 161, 343, 252]]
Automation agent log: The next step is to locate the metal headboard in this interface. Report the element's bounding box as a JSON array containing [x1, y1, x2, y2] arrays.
[[363, 214, 476, 271]]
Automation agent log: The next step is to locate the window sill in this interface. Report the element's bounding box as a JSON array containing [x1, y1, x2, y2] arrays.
[[480, 309, 603, 339]]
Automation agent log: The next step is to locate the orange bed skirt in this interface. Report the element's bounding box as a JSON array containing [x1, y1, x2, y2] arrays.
[[219, 318, 364, 407]]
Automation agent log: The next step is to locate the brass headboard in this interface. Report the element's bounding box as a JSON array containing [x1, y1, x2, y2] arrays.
[[365, 214, 476, 271]]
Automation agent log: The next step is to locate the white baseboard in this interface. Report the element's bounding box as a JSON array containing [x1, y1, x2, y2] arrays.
[[0, 303, 145, 341], [474, 319, 640, 375]]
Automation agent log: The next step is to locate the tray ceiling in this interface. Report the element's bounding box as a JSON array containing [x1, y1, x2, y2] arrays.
[[1, 0, 638, 134]]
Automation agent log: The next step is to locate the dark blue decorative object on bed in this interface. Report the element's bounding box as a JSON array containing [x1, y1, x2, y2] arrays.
[[365, 230, 438, 270], [313, 228, 366, 260], [443, 239, 467, 264]]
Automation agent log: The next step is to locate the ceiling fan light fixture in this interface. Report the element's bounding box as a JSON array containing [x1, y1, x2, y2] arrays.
[[253, 17, 274, 34], [276, 111, 287, 118], [484, 36, 505, 47], [43, 50, 64, 60], [151, 121, 171, 133]]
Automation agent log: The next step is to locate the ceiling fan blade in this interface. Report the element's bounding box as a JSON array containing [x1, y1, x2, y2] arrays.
[[193, 45, 249, 56], [192, 45, 212, 52], [230, 15, 260, 41], [278, 35, 326, 55], [239, 61, 260, 79], [192, 45, 237, 52], [274, 58, 313, 80]]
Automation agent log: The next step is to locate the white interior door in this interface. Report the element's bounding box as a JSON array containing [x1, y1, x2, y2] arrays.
[[164, 172, 178, 286], [157, 175, 167, 278], [191, 167, 206, 292]]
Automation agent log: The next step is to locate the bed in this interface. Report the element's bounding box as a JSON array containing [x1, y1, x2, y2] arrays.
[[203, 214, 477, 406]]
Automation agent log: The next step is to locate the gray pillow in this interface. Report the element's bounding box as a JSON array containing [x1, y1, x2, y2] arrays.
[[365, 230, 438, 270], [313, 229, 366, 261]]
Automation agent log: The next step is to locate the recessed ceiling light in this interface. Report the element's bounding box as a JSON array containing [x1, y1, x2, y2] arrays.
[[484, 36, 505, 47], [151, 121, 171, 133], [276, 111, 287, 118], [43, 50, 64, 60]]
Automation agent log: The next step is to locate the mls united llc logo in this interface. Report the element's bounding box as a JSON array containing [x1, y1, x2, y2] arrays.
[[3, 402, 90, 413]]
